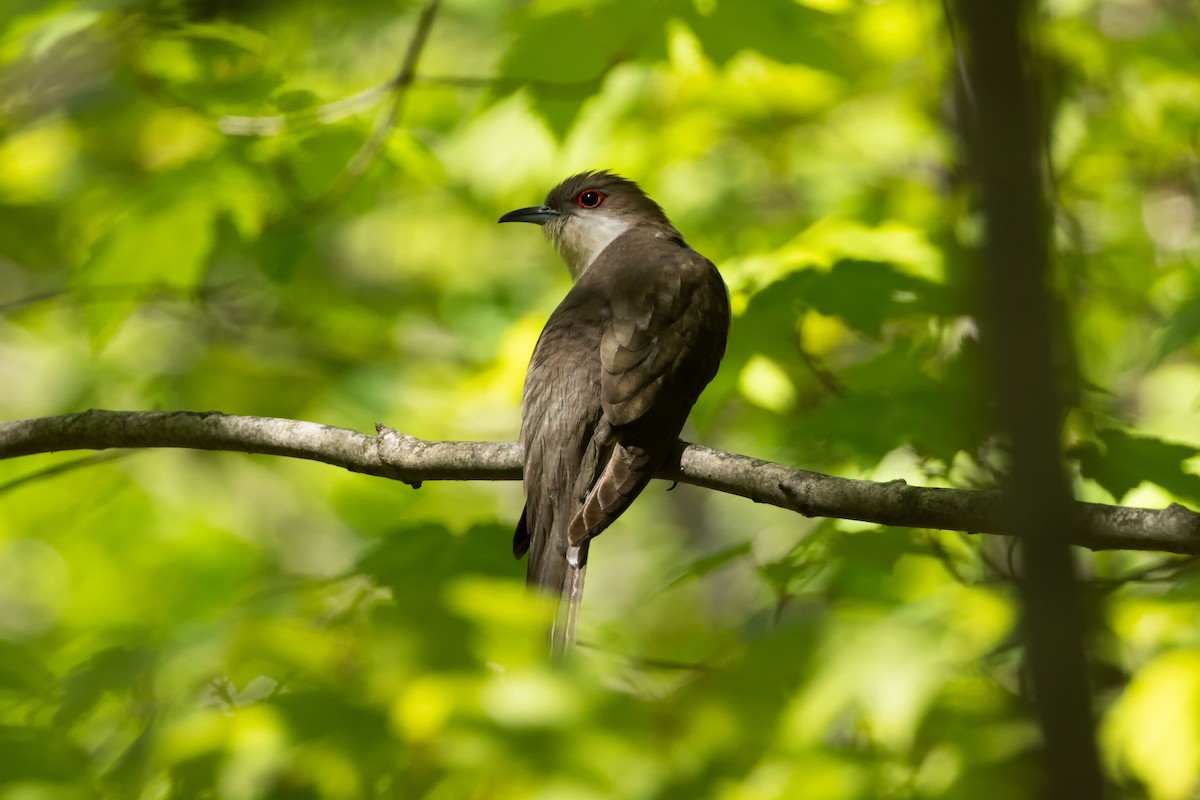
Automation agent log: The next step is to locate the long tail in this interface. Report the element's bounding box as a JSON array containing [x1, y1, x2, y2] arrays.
[[550, 546, 587, 657], [515, 508, 590, 657]]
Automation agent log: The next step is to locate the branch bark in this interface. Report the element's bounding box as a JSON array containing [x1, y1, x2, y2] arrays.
[[1, 409, 1198, 554]]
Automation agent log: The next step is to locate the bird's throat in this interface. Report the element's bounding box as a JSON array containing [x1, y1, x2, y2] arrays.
[[547, 215, 633, 279]]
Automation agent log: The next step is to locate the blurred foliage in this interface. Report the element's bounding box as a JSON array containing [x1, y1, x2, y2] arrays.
[[0, 0, 1198, 797]]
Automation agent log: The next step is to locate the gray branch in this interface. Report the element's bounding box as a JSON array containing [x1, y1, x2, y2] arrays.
[[1, 409, 1197, 554]]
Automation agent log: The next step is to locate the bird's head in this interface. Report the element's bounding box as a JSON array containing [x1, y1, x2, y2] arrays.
[[499, 171, 673, 278]]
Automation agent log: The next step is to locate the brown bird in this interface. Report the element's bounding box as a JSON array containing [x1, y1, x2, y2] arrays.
[[499, 171, 730, 655]]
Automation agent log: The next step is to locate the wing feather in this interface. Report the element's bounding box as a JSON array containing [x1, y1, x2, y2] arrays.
[[564, 232, 729, 547]]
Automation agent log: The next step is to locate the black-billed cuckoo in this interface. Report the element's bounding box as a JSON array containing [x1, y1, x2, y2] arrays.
[[499, 171, 730, 655]]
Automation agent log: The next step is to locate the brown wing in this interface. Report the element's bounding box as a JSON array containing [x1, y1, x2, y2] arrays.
[[566, 232, 730, 546]]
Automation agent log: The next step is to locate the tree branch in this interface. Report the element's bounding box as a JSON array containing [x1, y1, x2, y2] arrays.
[[2, 409, 1198, 555]]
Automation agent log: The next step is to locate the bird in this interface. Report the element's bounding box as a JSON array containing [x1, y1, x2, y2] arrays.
[[498, 171, 730, 655]]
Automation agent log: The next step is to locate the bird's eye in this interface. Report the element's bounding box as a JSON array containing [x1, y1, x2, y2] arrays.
[[576, 190, 605, 209]]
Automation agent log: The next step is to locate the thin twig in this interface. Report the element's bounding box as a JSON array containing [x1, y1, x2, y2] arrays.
[[0, 289, 66, 314], [0, 451, 132, 496], [0, 282, 235, 315], [1120, 555, 1198, 582], [218, 83, 394, 136], [217, 73, 606, 138], [301, 0, 442, 216], [941, 0, 978, 117]]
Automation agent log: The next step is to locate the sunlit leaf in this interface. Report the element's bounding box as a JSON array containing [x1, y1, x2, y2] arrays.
[[138, 23, 282, 112], [497, 1, 672, 137], [1104, 649, 1200, 800], [681, 0, 842, 71]]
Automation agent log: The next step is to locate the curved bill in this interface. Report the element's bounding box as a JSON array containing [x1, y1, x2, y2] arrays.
[[498, 205, 560, 225]]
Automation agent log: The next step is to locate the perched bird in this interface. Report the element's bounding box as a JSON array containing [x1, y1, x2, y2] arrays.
[[499, 171, 730, 655]]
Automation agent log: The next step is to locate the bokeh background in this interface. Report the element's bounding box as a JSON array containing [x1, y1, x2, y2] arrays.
[[1, 0, 1199, 797]]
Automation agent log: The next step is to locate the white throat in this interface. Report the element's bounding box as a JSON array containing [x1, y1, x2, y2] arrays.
[[548, 214, 632, 279]]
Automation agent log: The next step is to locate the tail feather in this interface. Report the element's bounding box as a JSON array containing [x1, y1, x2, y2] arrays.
[[550, 547, 587, 658], [521, 504, 590, 656], [513, 506, 531, 558]]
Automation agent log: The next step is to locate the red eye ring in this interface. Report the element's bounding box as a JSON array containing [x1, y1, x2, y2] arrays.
[[576, 190, 605, 209]]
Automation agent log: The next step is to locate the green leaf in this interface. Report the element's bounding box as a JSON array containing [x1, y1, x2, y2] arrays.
[[355, 522, 519, 664], [80, 196, 215, 289], [0, 726, 89, 786], [0, 639, 54, 696], [735, 259, 950, 370], [139, 24, 281, 112], [682, 0, 841, 71], [1156, 294, 1200, 364], [53, 646, 156, 730], [795, 340, 986, 464], [826, 529, 927, 601], [356, 522, 515, 596], [497, 1, 673, 138], [248, 223, 308, 282], [804, 260, 949, 337], [1073, 429, 1200, 505], [269, 690, 392, 748], [286, 124, 373, 201], [75, 187, 217, 345], [270, 88, 321, 114]]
